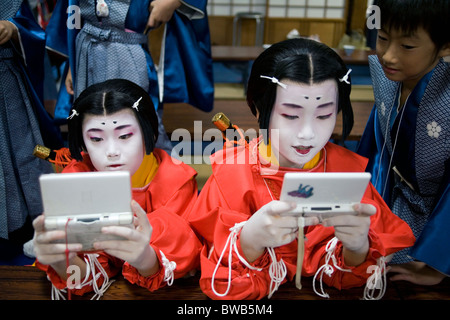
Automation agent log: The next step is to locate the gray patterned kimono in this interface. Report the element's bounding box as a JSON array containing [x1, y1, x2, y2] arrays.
[[0, 1, 54, 239], [367, 55, 450, 266], [74, 0, 149, 98]]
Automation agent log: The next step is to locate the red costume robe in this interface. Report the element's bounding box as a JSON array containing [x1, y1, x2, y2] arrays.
[[36, 148, 201, 296], [187, 138, 415, 300]]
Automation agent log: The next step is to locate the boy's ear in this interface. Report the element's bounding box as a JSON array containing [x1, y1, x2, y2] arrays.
[[439, 42, 450, 60]]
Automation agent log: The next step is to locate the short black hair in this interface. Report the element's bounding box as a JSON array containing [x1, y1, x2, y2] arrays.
[[378, 0, 450, 50], [68, 79, 159, 161], [246, 38, 354, 142]]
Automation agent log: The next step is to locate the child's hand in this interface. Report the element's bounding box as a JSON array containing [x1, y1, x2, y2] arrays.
[[65, 67, 74, 95], [240, 201, 319, 262], [32, 215, 82, 266], [0, 21, 17, 45], [388, 261, 447, 285], [322, 203, 376, 266], [93, 200, 159, 277], [147, 0, 181, 28]]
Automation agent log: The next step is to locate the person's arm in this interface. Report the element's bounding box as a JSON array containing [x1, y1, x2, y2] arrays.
[[302, 185, 415, 292], [33, 214, 123, 296], [147, 0, 182, 28], [389, 261, 447, 285], [93, 200, 160, 277], [189, 175, 317, 299], [322, 203, 376, 267], [33, 214, 85, 280], [240, 201, 317, 263], [119, 206, 202, 291], [0, 21, 19, 45]]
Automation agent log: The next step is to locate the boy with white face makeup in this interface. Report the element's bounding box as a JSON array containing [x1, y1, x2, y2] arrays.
[[269, 79, 338, 168], [33, 79, 201, 298], [188, 39, 415, 300]]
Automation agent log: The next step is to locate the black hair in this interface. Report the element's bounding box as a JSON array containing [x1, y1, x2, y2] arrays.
[[68, 79, 159, 161], [377, 0, 450, 50], [247, 38, 354, 142]]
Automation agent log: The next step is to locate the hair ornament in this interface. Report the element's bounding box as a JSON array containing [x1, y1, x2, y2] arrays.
[[67, 109, 79, 120], [339, 69, 352, 84], [260, 75, 287, 89], [132, 97, 143, 111]]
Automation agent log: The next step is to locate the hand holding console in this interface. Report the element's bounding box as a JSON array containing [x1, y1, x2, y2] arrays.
[[39, 171, 135, 252], [279, 172, 374, 288]]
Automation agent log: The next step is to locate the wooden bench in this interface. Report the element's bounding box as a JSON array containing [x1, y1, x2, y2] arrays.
[[1, 265, 449, 301]]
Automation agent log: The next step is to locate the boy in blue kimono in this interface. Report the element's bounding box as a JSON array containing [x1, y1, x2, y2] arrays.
[[46, 0, 214, 152], [358, 0, 450, 285]]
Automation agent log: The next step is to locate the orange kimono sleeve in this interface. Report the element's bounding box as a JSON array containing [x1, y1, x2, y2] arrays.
[[122, 209, 202, 291], [189, 177, 298, 300]]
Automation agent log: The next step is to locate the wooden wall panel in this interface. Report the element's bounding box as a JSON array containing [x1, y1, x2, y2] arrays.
[[209, 16, 346, 48], [149, 16, 348, 60], [309, 21, 338, 47]]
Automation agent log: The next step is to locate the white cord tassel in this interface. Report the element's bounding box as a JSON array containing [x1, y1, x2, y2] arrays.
[[267, 247, 287, 299], [363, 256, 387, 300], [51, 283, 67, 300], [49, 253, 114, 300], [85, 253, 115, 300], [295, 217, 305, 290], [312, 237, 352, 298], [211, 221, 262, 298], [210, 221, 287, 299], [160, 250, 177, 286]]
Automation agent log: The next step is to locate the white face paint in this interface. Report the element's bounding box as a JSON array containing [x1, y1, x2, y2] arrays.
[[268, 79, 338, 169], [82, 109, 145, 175]]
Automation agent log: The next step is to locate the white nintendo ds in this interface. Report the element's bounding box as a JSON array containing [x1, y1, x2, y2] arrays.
[[280, 172, 371, 217], [39, 171, 134, 251]]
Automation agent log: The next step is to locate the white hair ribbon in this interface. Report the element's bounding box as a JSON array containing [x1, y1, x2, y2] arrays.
[[67, 109, 79, 120], [339, 69, 352, 84], [260, 75, 287, 89], [131, 97, 142, 111]]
